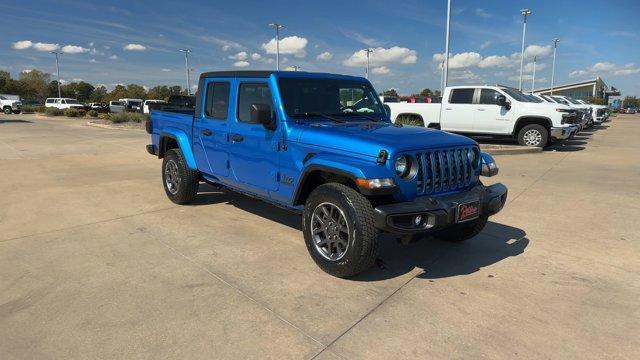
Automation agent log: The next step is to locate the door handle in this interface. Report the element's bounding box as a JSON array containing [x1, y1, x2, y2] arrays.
[[445, 107, 453, 110], [201, 129, 213, 136], [477, 108, 485, 111], [230, 134, 244, 142]]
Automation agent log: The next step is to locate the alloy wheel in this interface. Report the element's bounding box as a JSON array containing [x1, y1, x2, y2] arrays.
[[164, 160, 181, 195], [523, 129, 542, 146], [311, 202, 350, 261]]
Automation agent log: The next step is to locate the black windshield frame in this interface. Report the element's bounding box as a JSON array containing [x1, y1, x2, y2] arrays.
[[277, 78, 386, 121]]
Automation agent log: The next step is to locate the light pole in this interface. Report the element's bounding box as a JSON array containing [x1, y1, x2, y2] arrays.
[[518, 8, 532, 91], [179, 49, 191, 95], [531, 56, 537, 93], [440, 60, 445, 95], [443, 0, 451, 88], [50, 51, 62, 98], [365, 48, 374, 79], [269, 23, 284, 70], [550, 38, 560, 95]]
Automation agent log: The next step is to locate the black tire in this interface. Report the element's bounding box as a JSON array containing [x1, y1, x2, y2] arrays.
[[162, 148, 199, 204], [3, 107, 12, 115], [517, 124, 549, 147], [302, 183, 378, 278], [433, 216, 488, 242]]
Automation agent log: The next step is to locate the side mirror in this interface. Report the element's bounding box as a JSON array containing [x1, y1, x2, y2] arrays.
[[480, 152, 499, 177], [496, 94, 509, 108], [250, 103, 275, 130]]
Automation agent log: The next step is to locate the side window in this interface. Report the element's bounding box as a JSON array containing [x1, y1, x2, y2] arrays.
[[46, 99, 54, 104], [449, 88, 475, 104], [205, 82, 230, 119], [479, 89, 501, 105], [237, 83, 272, 123]]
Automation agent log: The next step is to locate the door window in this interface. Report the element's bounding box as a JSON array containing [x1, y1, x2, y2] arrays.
[[237, 83, 272, 123], [449, 88, 475, 104], [205, 82, 230, 119], [479, 89, 501, 105]]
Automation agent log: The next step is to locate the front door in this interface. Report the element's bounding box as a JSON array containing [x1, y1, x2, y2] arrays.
[[193, 80, 231, 177], [228, 81, 280, 194], [475, 88, 510, 134]]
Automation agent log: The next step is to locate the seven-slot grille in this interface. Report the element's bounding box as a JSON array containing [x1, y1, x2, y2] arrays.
[[414, 147, 477, 195]]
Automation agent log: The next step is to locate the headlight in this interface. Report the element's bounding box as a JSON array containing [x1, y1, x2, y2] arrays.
[[480, 152, 499, 177], [395, 155, 410, 178]]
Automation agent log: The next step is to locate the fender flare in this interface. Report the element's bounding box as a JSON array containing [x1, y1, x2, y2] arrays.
[[513, 116, 552, 136], [159, 128, 197, 170]]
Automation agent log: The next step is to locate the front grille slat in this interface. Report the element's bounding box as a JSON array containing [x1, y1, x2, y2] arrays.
[[414, 146, 477, 196]]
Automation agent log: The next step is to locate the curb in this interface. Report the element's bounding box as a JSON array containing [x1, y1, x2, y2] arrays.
[[479, 145, 543, 155], [86, 121, 145, 131]]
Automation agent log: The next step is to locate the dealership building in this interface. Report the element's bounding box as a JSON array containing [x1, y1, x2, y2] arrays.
[[534, 77, 620, 103]]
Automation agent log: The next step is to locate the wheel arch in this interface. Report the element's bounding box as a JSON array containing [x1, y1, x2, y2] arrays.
[[158, 129, 197, 170], [292, 165, 360, 206], [513, 116, 552, 137]]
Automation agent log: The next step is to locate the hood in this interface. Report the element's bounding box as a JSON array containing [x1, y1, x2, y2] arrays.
[[294, 120, 476, 158]]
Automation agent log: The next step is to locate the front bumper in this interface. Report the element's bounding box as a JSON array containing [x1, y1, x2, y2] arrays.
[[373, 183, 508, 234], [551, 126, 578, 140]]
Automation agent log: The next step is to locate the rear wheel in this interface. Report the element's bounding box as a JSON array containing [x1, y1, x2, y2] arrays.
[[302, 183, 378, 278], [162, 148, 199, 204], [517, 124, 548, 147], [3, 107, 12, 115]]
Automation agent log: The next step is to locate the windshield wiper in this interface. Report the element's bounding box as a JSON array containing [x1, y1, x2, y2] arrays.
[[335, 111, 380, 122], [300, 112, 345, 123]]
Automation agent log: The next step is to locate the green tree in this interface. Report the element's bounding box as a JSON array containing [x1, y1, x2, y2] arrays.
[[583, 96, 606, 105], [381, 89, 398, 97], [18, 70, 51, 101], [0, 71, 12, 93], [126, 84, 147, 99], [419, 88, 433, 97], [91, 86, 108, 102], [105, 85, 128, 102], [623, 96, 639, 108]]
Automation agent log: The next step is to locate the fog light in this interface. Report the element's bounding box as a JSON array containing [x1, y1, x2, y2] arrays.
[[413, 215, 423, 226]]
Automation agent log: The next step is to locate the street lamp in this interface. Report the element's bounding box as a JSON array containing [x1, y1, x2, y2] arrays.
[[268, 23, 285, 70], [50, 51, 62, 98], [518, 8, 532, 91], [531, 56, 537, 93], [364, 48, 374, 79], [443, 0, 452, 88], [550, 38, 560, 95], [179, 49, 191, 95]]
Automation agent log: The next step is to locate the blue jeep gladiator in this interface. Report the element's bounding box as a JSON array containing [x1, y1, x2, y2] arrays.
[[146, 71, 507, 277]]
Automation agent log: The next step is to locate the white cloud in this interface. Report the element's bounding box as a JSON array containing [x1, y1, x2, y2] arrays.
[[229, 51, 248, 61], [475, 8, 492, 18], [284, 66, 299, 71], [88, 42, 94, 47], [371, 66, 390, 75], [251, 53, 262, 61], [12, 40, 33, 50], [345, 46, 417, 67], [22, 69, 33, 73], [523, 62, 547, 73], [570, 62, 640, 77], [341, 30, 383, 47], [61, 45, 89, 54], [316, 51, 333, 61], [449, 70, 482, 82], [261, 36, 308, 58], [109, 55, 118, 60], [479, 41, 492, 50], [33, 42, 60, 52], [123, 43, 146, 51], [89, 59, 97, 63], [433, 52, 482, 69], [509, 74, 535, 82], [233, 60, 250, 68], [608, 31, 636, 37], [161, 68, 171, 72], [199, 36, 243, 51], [523, 44, 552, 59], [478, 55, 513, 68], [71, 78, 84, 82], [104, 45, 111, 50]]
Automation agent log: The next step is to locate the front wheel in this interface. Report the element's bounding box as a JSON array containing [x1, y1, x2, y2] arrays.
[[302, 183, 378, 278], [3, 107, 12, 115], [162, 148, 199, 204], [517, 124, 549, 147], [433, 216, 488, 242]]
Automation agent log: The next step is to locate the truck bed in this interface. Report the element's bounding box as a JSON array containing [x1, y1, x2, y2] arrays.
[[385, 102, 440, 126]]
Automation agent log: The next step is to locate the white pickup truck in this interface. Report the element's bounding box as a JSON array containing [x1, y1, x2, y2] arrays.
[[385, 86, 580, 147], [0, 94, 22, 114]]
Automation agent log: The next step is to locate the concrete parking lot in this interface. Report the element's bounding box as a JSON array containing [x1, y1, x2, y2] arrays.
[[1, 113, 638, 359]]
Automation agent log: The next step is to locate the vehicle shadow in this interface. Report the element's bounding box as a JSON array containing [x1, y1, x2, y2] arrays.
[[545, 139, 586, 152], [351, 222, 528, 281], [0, 119, 33, 124]]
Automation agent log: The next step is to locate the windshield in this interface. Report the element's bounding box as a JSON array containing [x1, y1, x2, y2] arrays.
[[278, 78, 386, 120], [551, 96, 569, 105], [565, 97, 581, 105], [499, 88, 531, 102], [524, 94, 543, 103], [129, 101, 142, 106], [66, 99, 80, 104]]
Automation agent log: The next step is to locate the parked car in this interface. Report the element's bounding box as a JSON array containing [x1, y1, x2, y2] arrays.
[[576, 100, 609, 124], [625, 107, 638, 114], [537, 95, 589, 130], [44, 98, 85, 110], [88, 102, 109, 113], [119, 98, 143, 112], [143, 100, 166, 114], [109, 101, 126, 113], [384, 86, 579, 147], [552, 96, 593, 128], [166, 95, 196, 108], [0, 94, 22, 114], [146, 71, 508, 277]]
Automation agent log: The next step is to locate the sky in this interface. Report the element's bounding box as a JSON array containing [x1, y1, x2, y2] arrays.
[[1, 0, 639, 96]]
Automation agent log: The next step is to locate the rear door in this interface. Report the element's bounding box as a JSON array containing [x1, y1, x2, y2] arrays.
[[441, 88, 476, 132], [474, 88, 510, 134], [192, 80, 231, 177], [228, 80, 280, 194]]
